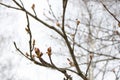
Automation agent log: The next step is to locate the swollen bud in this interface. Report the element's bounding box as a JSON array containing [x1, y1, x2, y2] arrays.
[[118, 22, 120, 27], [89, 53, 94, 60], [33, 39, 35, 45], [67, 58, 74, 66], [34, 48, 40, 55], [46, 47, 52, 56], [34, 47, 43, 58], [76, 19, 80, 25], [31, 4, 35, 10], [26, 52, 29, 57], [25, 27, 30, 33], [112, 69, 115, 73], [32, 54, 36, 59], [56, 22, 60, 27]]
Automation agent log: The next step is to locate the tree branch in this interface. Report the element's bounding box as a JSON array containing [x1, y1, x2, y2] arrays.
[[101, 1, 120, 23]]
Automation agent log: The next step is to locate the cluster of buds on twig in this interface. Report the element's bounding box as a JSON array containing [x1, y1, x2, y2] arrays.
[[34, 47, 43, 58], [67, 58, 74, 66], [26, 52, 36, 59], [46, 47, 52, 56]]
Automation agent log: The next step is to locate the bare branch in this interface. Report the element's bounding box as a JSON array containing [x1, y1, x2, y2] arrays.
[[101, 1, 120, 23], [0, 2, 21, 10], [85, 54, 93, 77]]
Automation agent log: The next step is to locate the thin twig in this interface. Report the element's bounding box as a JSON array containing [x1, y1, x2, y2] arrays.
[[0, 2, 21, 10], [47, 0, 58, 21], [33, 8, 37, 17], [101, 1, 120, 23], [72, 23, 79, 51], [62, 0, 68, 31], [13, 42, 31, 60], [85, 57, 93, 77], [49, 55, 55, 66], [25, 12, 33, 59]]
